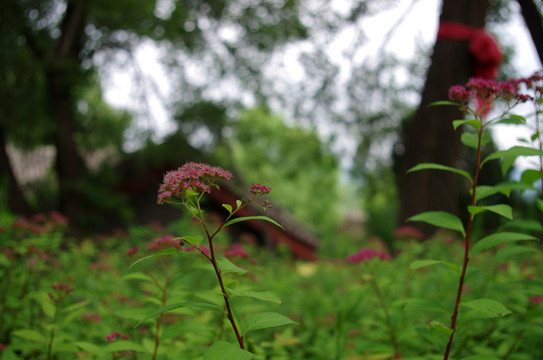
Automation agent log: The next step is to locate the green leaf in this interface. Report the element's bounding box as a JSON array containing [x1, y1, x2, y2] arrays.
[[128, 248, 179, 270], [460, 299, 512, 318], [226, 288, 283, 304], [134, 302, 223, 328], [481, 146, 543, 176], [410, 259, 460, 273], [428, 320, 453, 339], [243, 312, 297, 336], [122, 272, 154, 282], [500, 219, 543, 233], [403, 298, 449, 313], [537, 198, 543, 214], [407, 211, 465, 237], [11, 329, 45, 343], [459, 355, 500, 360], [236, 200, 242, 210], [495, 245, 537, 261], [222, 204, 233, 214], [183, 235, 203, 247], [103, 341, 147, 353], [74, 341, 104, 355], [185, 189, 199, 197], [428, 100, 461, 107], [471, 232, 537, 254], [452, 119, 481, 130], [467, 204, 513, 220], [203, 341, 254, 360], [224, 216, 284, 230], [408, 163, 472, 183], [461, 132, 491, 149], [494, 114, 527, 125], [520, 169, 543, 185], [217, 257, 248, 275]]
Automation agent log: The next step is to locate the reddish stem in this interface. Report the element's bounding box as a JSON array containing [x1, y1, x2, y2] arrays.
[[443, 126, 484, 360]]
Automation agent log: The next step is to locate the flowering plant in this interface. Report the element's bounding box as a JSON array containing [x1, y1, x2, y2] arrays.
[[407, 72, 543, 360], [129, 162, 294, 358]]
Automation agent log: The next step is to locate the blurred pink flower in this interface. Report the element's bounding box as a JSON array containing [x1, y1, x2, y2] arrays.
[[126, 247, 139, 256], [82, 313, 102, 323], [345, 248, 392, 263], [530, 296, 543, 305], [104, 332, 129, 341], [146, 236, 180, 251], [225, 243, 250, 258], [394, 226, 424, 241]]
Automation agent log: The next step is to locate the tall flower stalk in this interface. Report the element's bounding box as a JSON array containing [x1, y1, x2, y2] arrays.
[[146, 162, 287, 353], [408, 74, 542, 360]]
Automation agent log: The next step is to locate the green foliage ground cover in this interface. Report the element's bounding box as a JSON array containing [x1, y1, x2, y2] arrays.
[[0, 212, 541, 360]]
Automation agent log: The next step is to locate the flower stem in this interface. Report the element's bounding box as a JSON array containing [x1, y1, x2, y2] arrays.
[[443, 126, 484, 360], [202, 220, 245, 349]]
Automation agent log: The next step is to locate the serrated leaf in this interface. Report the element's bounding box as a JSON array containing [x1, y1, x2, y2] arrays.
[[408, 163, 472, 183], [407, 211, 465, 236], [217, 257, 248, 275], [243, 312, 297, 336], [204, 341, 254, 360], [467, 204, 513, 220], [11, 329, 46, 343], [226, 288, 283, 304], [460, 299, 512, 317], [134, 302, 223, 328], [403, 298, 449, 313], [224, 216, 284, 230], [428, 320, 453, 338], [222, 204, 233, 214], [471, 232, 537, 254], [129, 248, 179, 270], [410, 259, 460, 273]]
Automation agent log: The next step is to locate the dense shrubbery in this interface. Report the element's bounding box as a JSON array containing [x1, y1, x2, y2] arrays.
[[0, 212, 541, 359]]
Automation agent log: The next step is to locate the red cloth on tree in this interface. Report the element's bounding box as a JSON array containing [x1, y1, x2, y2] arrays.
[[437, 22, 503, 79]]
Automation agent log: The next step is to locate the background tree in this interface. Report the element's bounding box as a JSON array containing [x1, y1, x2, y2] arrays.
[[396, 0, 493, 236], [214, 107, 341, 237]]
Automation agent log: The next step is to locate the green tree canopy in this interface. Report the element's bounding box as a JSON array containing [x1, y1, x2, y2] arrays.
[[216, 107, 341, 236]]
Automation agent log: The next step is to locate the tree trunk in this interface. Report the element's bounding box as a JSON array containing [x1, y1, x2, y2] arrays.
[[0, 127, 32, 215], [516, 0, 543, 64], [397, 0, 489, 236], [46, 0, 87, 223]]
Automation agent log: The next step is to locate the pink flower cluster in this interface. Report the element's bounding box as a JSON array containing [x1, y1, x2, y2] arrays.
[[48, 283, 74, 302], [449, 71, 543, 113], [224, 243, 250, 258], [146, 236, 181, 251], [104, 332, 129, 341], [531, 296, 543, 305], [82, 313, 102, 323], [345, 248, 392, 263], [250, 183, 271, 195], [158, 162, 232, 204]]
